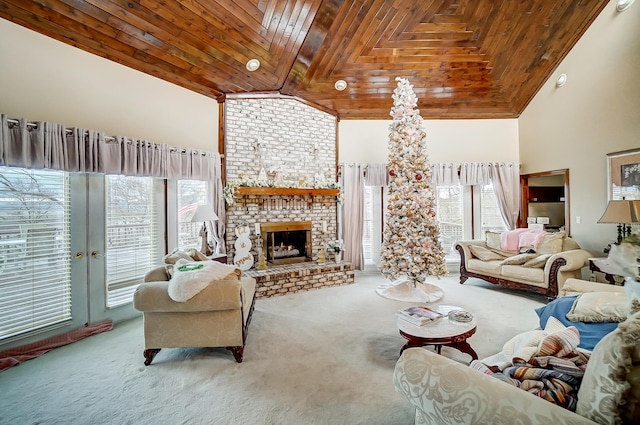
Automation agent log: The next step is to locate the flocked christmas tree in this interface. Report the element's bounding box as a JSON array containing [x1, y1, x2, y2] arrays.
[[377, 77, 447, 301]]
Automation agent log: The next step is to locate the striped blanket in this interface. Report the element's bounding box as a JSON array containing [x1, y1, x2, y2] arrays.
[[471, 325, 590, 411]]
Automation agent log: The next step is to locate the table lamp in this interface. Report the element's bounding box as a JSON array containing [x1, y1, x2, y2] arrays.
[[598, 199, 640, 244], [190, 204, 219, 255]]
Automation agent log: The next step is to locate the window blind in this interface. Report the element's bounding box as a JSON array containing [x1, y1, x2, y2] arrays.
[[435, 185, 464, 258], [480, 184, 508, 234], [105, 175, 157, 308], [0, 167, 71, 340], [177, 180, 209, 251]]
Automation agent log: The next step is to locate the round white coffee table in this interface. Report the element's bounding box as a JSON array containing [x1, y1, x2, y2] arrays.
[[397, 304, 478, 360]]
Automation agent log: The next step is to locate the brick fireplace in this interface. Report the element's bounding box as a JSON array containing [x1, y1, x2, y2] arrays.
[[222, 97, 353, 297]]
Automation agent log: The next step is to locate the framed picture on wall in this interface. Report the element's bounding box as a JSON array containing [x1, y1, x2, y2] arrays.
[[607, 149, 640, 200]]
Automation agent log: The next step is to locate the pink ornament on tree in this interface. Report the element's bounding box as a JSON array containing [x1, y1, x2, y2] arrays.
[[415, 173, 422, 181], [389, 169, 396, 177]]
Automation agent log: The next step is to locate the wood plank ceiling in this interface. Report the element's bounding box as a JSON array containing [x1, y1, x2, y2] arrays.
[[0, 0, 608, 120]]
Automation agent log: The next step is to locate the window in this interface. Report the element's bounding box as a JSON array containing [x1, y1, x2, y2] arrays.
[[0, 168, 71, 340], [177, 180, 209, 251], [105, 175, 158, 308], [480, 184, 508, 234], [435, 185, 465, 260], [362, 186, 382, 264]]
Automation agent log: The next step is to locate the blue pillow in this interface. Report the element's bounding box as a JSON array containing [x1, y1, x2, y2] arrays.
[[535, 296, 618, 351]]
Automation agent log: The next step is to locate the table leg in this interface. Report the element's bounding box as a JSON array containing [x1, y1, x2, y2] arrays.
[[448, 340, 478, 360]]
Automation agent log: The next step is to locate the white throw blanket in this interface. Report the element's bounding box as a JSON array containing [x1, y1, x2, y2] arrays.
[[168, 259, 240, 302], [480, 316, 567, 370]]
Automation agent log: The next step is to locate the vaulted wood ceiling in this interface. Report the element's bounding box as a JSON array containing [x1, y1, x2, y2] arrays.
[[0, 0, 608, 120]]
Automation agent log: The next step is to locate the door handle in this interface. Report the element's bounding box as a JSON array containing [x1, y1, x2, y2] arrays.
[[74, 252, 84, 259], [91, 251, 103, 258]]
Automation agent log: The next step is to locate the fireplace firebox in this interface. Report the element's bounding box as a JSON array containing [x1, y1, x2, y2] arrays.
[[260, 221, 312, 264]]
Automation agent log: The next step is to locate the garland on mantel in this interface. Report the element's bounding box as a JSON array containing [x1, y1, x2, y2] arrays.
[[223, 178, 342, 206]]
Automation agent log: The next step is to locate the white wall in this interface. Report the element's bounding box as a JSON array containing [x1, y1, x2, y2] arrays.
[[519, 1, 640, 254], [0, 18, 218, 151], [339, 118, 519, 164]]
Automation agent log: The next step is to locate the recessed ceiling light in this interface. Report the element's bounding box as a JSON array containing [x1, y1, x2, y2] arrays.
[[617, 0, 635, 12], [246, 59, 260, 72], [334, 80, 347, 91], [555, 73, 567, 88]]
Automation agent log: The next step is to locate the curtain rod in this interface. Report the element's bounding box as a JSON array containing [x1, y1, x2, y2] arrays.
[[5, 117, 223, 157]]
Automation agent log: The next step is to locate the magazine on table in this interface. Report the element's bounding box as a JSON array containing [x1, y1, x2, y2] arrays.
[[397, 306, 444, 326]]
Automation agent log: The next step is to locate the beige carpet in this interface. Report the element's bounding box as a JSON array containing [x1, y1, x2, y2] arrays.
[[0, 272, 547, 425]]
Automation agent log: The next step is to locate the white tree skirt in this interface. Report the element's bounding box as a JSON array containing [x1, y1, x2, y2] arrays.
[[376, 277, 444, 303]]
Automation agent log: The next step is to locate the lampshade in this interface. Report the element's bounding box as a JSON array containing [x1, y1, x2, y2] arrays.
[[189, 204, 219, 222], [598, 200, 640, 224]]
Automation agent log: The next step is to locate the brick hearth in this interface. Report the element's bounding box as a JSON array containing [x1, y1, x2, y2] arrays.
[[244, 261, 354, 298]]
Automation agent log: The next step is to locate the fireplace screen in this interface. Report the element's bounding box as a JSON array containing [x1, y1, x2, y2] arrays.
[[260, 221, 312, 264]]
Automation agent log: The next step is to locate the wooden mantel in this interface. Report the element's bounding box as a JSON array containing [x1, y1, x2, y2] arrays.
[[234, 187, 339, 197]]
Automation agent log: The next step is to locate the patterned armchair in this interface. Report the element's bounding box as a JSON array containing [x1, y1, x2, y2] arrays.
[[393, 278, 640, 424]]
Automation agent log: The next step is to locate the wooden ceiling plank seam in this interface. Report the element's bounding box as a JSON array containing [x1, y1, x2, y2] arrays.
[[82, 0, 181, 37], [279, 0, 342, 95], [223, 0, 264, 24], [310, 0, 370, 78], [267, 0, 302, 56], [193, 0, 268, 42], [259, 0, 278, 37], [322, 1, 384, 75], [25, 0, 119, 39], [369, 46, 479, 56], [345, 0, 396, 63], [179, 0, 273, 57], [285, 0, 356, 89], [389, 0, 446, 40], [396, 30, 475, 42], [138, 0, 278, 82], [271, 0, 324, 85], [93, 12, 206, 68]]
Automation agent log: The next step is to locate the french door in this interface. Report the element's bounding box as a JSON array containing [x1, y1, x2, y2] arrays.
[[0, 167, 163, 350]]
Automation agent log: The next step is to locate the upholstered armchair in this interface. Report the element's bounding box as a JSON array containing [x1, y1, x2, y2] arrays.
[[133, 265, 256, 365]]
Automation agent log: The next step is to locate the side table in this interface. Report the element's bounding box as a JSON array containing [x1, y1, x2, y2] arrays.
[[589, 257, 623, 285]]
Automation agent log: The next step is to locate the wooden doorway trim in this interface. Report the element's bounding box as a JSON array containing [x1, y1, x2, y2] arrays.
[[519, 169, 570, 235]]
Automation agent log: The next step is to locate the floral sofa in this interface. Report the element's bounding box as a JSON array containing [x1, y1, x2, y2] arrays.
[[393, 278, 640, 425], [455, 231, 592, 299]]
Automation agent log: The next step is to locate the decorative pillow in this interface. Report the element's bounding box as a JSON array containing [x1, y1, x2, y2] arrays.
[[626, 278, 640, 315], [163, 249, 193, 265], [576, 311, 640, 424], [522, 254, 553, 268], [468, 244, 505, 261], [535, 296, 619, 352], [536, 232, 566, 254], [500, 253, 537, 265], [567, 292, 628, 323], [485, 231, 503, 250], [186, 248, 209, 262], [537, 325, 580, 357]]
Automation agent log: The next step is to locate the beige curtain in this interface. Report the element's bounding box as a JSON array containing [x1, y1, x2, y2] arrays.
[[1, 113, 218, 181], [208, 152, 226, 254], [489, 162, 520, 230], [364, 163, 388, 187], [340, 163, 365, 270]]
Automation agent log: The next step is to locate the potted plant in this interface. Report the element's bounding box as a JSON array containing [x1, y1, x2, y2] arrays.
[[326, 239, 344, 263]]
